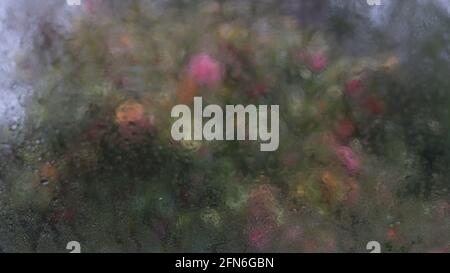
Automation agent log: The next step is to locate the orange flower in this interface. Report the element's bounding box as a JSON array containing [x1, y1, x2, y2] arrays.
[[120, 34, 133, 49], [39, 164, 59, 184], [115, 100, 153, 142], [320, 171, 344, 204], [32, 163, 59, 190], [177, 76, 198, 104], [115, 100, 145, 125]]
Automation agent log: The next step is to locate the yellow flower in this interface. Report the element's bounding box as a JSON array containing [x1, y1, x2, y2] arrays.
[[296, 184, 306, 198]]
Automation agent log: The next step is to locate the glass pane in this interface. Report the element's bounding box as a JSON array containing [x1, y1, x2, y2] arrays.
[[0, 0, 448, 253]]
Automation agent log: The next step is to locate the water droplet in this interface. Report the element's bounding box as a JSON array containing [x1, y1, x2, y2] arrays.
[[9, 123, 18, 131], [40, 179, 50, 186]]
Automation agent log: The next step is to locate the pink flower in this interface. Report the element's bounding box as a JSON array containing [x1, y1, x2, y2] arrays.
[[188, 53, 223, 88], [83, 0, 103, 14], [336, 146, 360, 173], [249, 226, 272, 250], [248, 84, 268, 97], [308, 53, 328, 72]]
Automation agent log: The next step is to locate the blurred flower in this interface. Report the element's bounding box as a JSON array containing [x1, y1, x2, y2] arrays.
[[248, 83, 268, 97], [188, 53, 223, 88], [321, 171, 345, 204], [31, 163, 60, 210], [336, 119, 356, 140], [383, 55, 399, 71], [297, 50, 327, 72], [248, 184, 280, 223], [387, 227, 398, 241], [308, 53, 328, 72], [38, 163, 59, 186], [115, 100, 145, 125], [326, 85, 342, 99], [201, 208, 221, 227], [247, 184, 281, 250], [345, 78, 365, 96], [218, 24, 248, 41], [336, 146, 361, 173], [300, 68, 312, 79], [115, 100, 153, 142], [363, 96, 384, 115], [249, 226, 272, 250], [248, 184, 282, 250], [177, 76, 199, 104], [108, 32, 135, 56]]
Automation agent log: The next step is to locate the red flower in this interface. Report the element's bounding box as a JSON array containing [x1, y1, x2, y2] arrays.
[[387, 228, 397, 241], [248, 84, 268, 97], [345, 79, 365, 95], [248, 227, 271, 250], [336, 119, 356, 140], [363, 96, 384, 115], [296, 50, 328, 72]]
